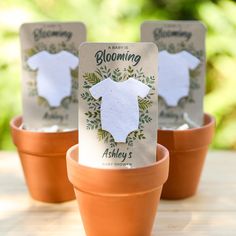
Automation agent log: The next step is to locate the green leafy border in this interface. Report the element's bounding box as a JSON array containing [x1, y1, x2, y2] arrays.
[[157, 41, 204, 109], [23, 42, 78, 110], [81, 66, 155, 147]]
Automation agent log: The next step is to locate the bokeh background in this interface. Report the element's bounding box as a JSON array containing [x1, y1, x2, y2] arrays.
[[0, 0, 236, 150]]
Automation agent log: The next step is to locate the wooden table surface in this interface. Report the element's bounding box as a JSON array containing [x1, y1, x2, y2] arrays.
[[0, 151, 236, 236]]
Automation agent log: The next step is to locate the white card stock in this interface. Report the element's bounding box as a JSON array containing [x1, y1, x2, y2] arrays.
[[20, 22, 86, 130], [141, 21, 206, 129]]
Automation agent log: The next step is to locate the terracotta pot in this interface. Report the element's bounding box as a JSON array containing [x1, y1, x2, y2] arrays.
[[158, 113, 215, 199], [10, 115, 77, 203], [66, 144, 169, 236]]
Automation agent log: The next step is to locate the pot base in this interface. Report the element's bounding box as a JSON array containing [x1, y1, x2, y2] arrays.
[[75, 188, 161, 236], [161, 147, 208, 200], [11, 116, 77, 203], [19, 152, 75, 203], [158, 113, 215, 200]]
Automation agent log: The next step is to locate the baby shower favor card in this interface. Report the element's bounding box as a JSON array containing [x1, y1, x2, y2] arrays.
[[79, 43, 158, 168], [20, 22, 86, 130], [141, 21, 206, 129]]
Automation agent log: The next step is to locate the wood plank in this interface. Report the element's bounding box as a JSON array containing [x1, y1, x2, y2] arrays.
[[0, 151, 236, 235], [154, 212, 236, 235]]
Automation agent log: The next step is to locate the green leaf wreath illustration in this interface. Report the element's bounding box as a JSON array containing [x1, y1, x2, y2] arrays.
[[24, 42, 78, 110], [82, 66, 155, 148]]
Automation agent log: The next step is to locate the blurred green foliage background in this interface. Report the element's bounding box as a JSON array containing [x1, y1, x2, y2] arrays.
[[0, 0, 236, 150]]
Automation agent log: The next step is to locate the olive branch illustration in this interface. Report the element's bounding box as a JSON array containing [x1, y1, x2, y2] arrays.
[[157, 41, 203, 109], [24, 42, 78, 110]]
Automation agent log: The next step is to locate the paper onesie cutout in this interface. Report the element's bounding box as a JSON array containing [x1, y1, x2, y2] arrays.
[[27, 50, 79, 107], [158, 50, 200, 107], [89, 78, 150, 142]]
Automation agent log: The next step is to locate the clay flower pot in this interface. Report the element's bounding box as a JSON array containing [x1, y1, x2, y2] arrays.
[[10, 116, 77, 203], [66, 144, 169, 236], [158, 113, 215, 199]]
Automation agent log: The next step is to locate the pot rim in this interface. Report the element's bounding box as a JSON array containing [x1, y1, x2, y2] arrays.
[[158, 113, 215, 134], [10, 115, 78, 156], [67, 144, 169, 172], [66, 144, 169, 195], [10, 115, 77, 135], [157, 113, 215, 151]]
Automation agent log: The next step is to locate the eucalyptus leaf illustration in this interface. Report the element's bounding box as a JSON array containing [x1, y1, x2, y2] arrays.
[[24, 42, 79, 110], [158, 41, 202, 108], [82, 66, 155, 147]]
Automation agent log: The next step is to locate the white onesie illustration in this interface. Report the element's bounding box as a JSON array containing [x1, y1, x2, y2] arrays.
[[158, 50, 200, 107], [89, 77, 150, 142], [27, 50, 79, 107]]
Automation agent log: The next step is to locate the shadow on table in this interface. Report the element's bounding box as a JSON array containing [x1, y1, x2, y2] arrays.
[[0, 200, 81, 235], [0, 171, 27, 195], [152, 199, 193, 236]]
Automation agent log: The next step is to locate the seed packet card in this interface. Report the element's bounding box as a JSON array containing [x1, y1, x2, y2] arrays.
[[141, 21, 206, 129], [20, 22, 86, 130], [79, 43, 158, 168]]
